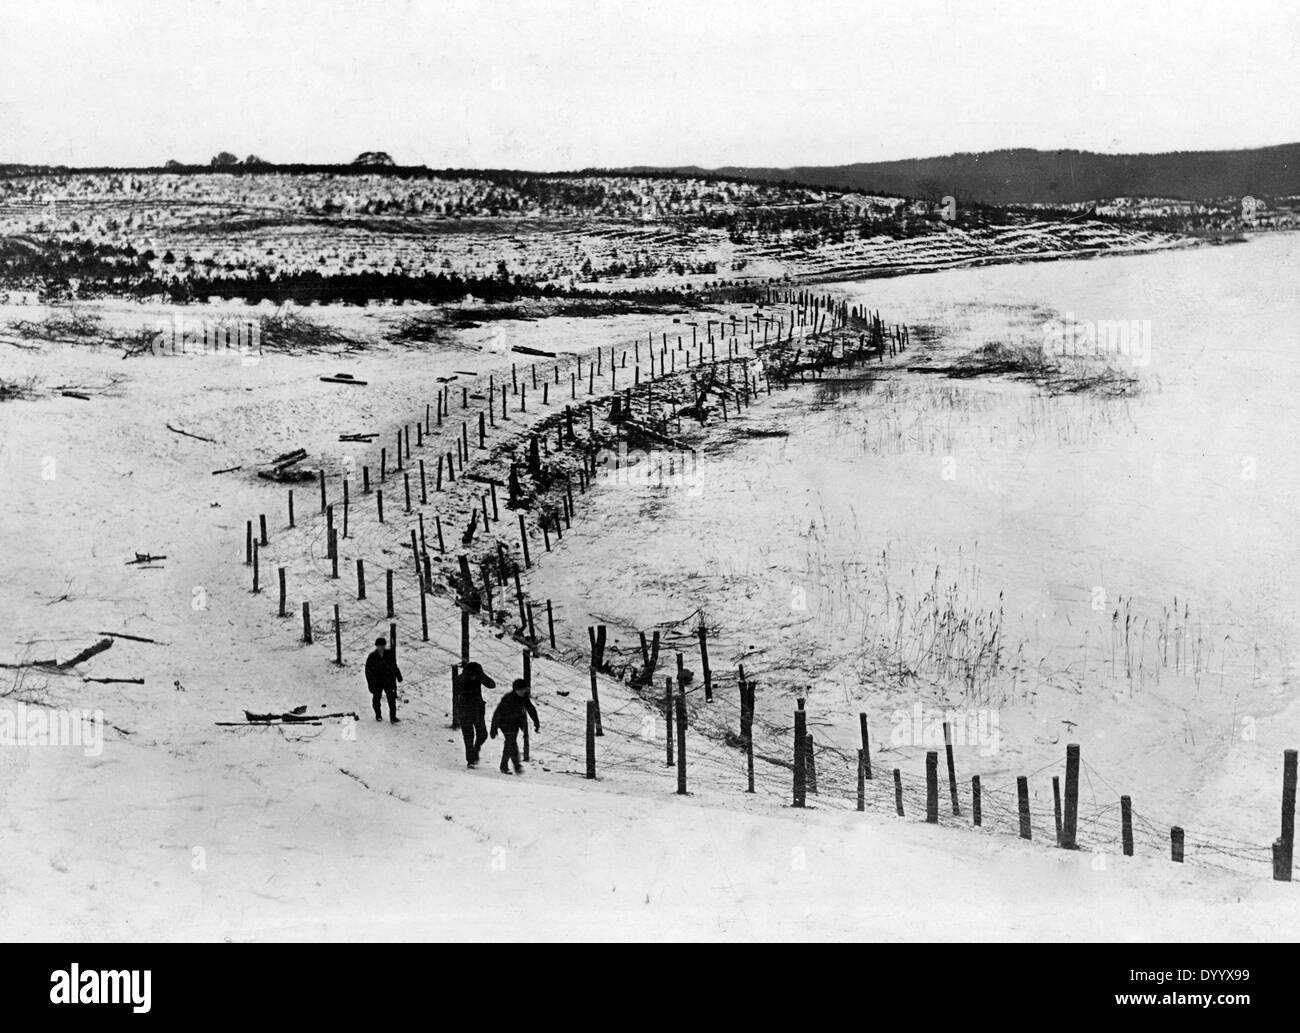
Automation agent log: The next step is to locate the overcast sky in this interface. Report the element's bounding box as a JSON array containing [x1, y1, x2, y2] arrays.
[[2, 0, 1296, 169]]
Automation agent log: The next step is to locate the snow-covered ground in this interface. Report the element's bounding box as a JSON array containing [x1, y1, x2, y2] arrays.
[[0, 248, 1295, 940]]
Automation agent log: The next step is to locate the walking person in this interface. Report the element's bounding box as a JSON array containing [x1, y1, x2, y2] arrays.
[[365, 636, 403, 723], [454, 661, 496, 767], [490, 679, 539, 774]]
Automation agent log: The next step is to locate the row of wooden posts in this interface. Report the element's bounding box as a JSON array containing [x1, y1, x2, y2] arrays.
[[243, 304, 1298, 883]]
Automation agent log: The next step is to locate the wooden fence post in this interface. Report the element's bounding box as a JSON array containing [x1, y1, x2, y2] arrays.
[[893, 769, 904, 816], [518, 514, 531, 569], [859, 712, 872, 779], [856, 750, 865, 811], [1063, 743, 1080, 850], [1275, 749, 1297, 880], [926, 751, 939, 823], [586, 700, 597, 780], [385, 569, 394, 618], [589, 669, 603, 735], [277, 567, 286, 617], [259, 514, 268, 547], [245, 520, 252, 565], [792, 707, 807, 808], [333, 604, 342, 666], [251, 541, 260, 593], [319, 469, 326, 512], [376, 489, 384, 524], [972, 775, 982, 826], [1171, 826, 1185, 863], [288, 489, 295, 528], [943, 720, 960, 816], [664, 678, 674, 767], [301, 601, 312, 644], [419, 568, 429, 642], [1017, 776, 1031, 839], [804, 733, 818, 794], [698, 623, 712, 701], [675, 692, 687, 795], [1121, 795, 1134, 856], [1052, 776, 1063, 845]]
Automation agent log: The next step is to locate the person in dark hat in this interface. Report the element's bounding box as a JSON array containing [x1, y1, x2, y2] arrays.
[[454, 660, 496, 767], [364, 636, 403, 723], [490, 679, 539, 774]]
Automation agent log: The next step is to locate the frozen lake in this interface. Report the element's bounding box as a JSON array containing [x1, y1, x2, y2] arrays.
[[527, 235, 1300, 855]]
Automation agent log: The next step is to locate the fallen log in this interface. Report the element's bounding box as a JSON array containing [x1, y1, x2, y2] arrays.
[[321, 376, 368, 386], [212, 465, 242, 475], [83, 677, 144, 684], [58, 638, 113, 669], [125, 553, 167, 565], [511, 345, 556, 358], [269, 447, 307, 466], [166, 423, 216, 443], [96, 631, 164, 644], [61, 391, 90, 400]]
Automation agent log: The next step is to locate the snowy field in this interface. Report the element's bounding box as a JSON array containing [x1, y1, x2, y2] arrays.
[[0, 238, 1296, 940]]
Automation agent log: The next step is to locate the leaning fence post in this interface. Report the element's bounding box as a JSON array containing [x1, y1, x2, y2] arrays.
[[1121, 795, 1134, 856], [1052, 776, 1063, 845], [1063, 743, 1080, 850], [589, 669, 603, 736], [893, 768, 904, 816], [972, 775, 982, 826], [925, 751, 939, 823], [1017, 776, 1031, 839], [859, 712, 872, 779], [586, 701, 597, 780]]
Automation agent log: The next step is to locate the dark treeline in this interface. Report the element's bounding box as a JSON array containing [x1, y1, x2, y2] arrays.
[[2, 238, 756, 306]]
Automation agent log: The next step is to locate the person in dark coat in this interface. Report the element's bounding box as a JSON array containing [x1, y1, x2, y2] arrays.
[[364, 636, 403, 723], [490, 679, 539, 774], [454, 661, 496, 767]]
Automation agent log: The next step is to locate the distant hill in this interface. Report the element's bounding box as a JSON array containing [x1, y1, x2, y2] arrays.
[[621, 144, 1300, 204]]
